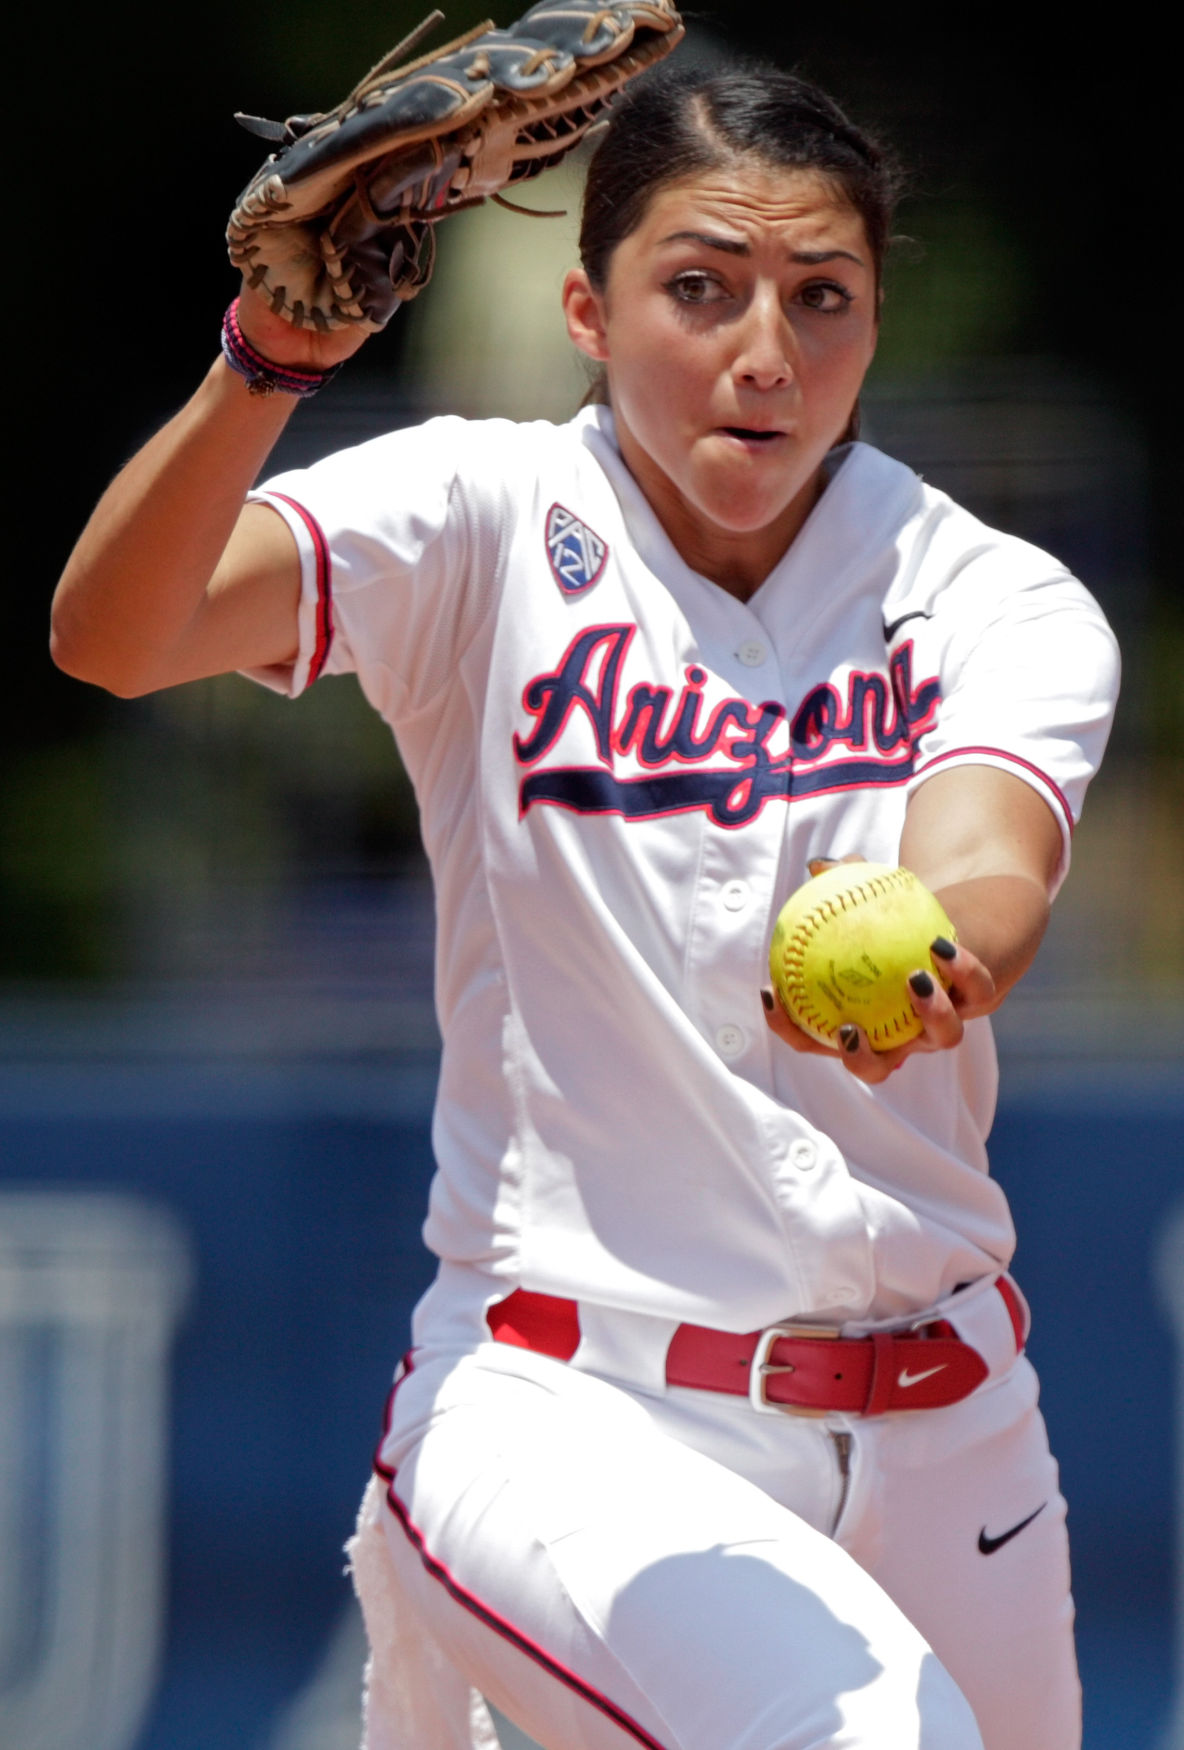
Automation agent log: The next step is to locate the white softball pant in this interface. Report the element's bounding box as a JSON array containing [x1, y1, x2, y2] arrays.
[[348, 1332, 1076, 1750]]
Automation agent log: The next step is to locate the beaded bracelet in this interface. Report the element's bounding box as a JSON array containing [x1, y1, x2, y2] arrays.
[[220, 298, 343, 399]]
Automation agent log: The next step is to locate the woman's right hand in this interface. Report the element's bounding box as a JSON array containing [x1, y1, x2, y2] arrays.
[[235, 282, 374, 372]]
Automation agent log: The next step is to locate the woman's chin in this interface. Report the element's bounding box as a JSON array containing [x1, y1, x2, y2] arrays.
[[680, 451, 824, 535], [690, 483, 815, 541]]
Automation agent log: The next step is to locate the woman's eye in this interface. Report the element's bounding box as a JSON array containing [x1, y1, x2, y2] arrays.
[[798, 281, 853, 313], [667, 272, 726, 305]]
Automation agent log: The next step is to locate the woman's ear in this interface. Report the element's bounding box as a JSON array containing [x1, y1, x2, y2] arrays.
[[562, 268, 610, 363]]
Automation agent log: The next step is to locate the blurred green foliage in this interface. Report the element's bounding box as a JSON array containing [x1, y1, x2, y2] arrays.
[[236, 0, 498, 111], [0, 677, 424, 982], [875, 205, 1033, 372], [1146, 606, 1184, 762], [9, 2, 1179, 984], [1, 745, 117, 979]]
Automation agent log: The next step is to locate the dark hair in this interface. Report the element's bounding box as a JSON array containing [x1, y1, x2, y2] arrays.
[[579, 60, 902, 294]]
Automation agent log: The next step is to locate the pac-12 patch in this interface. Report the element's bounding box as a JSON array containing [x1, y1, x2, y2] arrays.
[[545, 503, 609, 596]]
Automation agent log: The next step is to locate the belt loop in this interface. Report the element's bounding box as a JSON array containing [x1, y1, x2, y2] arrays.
[[864, 1331, 898, 1416]]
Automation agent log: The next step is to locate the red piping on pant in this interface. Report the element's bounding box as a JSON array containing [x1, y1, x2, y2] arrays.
[[372, 1357, 670, 1750], [996, 1275, 1028, 1350]]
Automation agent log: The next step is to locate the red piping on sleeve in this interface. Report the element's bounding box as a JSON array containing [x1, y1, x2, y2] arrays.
[[269, 492, 334, 685], [913, 745, 1074, 840]]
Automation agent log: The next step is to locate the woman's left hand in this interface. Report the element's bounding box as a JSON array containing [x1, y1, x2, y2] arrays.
[[761, 935, 997, 1085]]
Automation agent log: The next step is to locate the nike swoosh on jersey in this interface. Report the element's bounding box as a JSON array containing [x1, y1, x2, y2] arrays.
[[977, 1503, 1047, 1555], [896, 1363, 947, 1388], [882, 609, 933, 642]]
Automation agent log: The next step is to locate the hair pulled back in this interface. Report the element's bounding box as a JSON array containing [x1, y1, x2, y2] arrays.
[[579, 60, 901, 294]]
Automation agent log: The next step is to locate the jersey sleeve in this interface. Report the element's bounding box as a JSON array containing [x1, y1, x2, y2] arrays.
[[241, 415, 509, 723], [901, 523, 1121, 888]]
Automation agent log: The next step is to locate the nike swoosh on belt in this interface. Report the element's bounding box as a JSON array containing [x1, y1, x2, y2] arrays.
[[896, 1363, 947, 1388], [977, 1503, 1047, 1555]]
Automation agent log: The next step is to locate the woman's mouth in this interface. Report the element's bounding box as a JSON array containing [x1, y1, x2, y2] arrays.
[[719, 427, 785, 447]]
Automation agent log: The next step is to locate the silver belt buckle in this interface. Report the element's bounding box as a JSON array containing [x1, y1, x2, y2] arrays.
[[748, 1322, 839, 1416]]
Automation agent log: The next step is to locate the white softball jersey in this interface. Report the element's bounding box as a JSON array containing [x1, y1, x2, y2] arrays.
[[249, 407, 1119, 1331]]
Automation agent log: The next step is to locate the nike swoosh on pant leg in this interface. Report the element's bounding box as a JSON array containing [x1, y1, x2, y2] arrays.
[[977, 1502, 1047, 1555]]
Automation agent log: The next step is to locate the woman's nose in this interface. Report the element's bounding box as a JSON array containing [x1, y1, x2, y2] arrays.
[[733, 289, 796, 389]]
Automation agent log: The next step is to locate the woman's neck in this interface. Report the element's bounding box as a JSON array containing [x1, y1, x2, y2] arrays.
[[613, 419, 827, 602]]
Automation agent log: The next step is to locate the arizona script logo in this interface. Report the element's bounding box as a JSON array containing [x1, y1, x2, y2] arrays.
[[545, 503, 608, 596], [513, 624, 941, 830]]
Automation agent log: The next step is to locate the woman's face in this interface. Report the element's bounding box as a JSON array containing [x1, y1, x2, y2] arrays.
[[563, 161, 879, 592]]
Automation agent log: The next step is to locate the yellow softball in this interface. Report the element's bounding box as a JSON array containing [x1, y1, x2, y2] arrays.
[[768, 862, 956, 1052]]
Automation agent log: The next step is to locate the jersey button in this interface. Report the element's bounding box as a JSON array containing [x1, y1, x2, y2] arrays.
[[737, 639, 768, 668], [715, 1023, 747, 1059], [788, 1138, 818, 1171], [720, 880, 750, 913]]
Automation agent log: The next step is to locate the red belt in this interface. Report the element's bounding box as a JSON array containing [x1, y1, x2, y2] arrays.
[[486, 1281, 1026, 1417]]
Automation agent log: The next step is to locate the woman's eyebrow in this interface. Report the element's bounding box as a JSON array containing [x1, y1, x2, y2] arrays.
[[659, 229, 749, 254], [658, 231, 865, 267]]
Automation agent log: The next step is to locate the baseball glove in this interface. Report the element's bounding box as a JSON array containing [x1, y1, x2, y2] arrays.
[[227, 0, 684, 333]]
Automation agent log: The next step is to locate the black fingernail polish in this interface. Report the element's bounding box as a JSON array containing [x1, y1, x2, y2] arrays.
[[760, 987, 774, 1012], [839, 1024, 860, 1052], [931, 936, 956, 961], [909, 971, 935, 997]]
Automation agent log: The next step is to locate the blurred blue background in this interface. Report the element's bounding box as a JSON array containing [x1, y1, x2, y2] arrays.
[[0, 887, 444, 1750], [4, 976, 1183, 1750], [7, 3, 1183, 1747]]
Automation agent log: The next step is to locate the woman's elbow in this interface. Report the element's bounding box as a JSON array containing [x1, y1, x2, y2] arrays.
[[48, 609, 154, 698]]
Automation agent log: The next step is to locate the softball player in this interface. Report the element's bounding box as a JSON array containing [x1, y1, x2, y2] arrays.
[[52, 58, 1119, 1750]]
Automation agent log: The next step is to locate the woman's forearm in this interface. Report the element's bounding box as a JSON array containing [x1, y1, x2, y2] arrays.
[[931, 871, 1051, 1012], [50, 356, 301, 696], [899, 764, 1064, 1016]]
